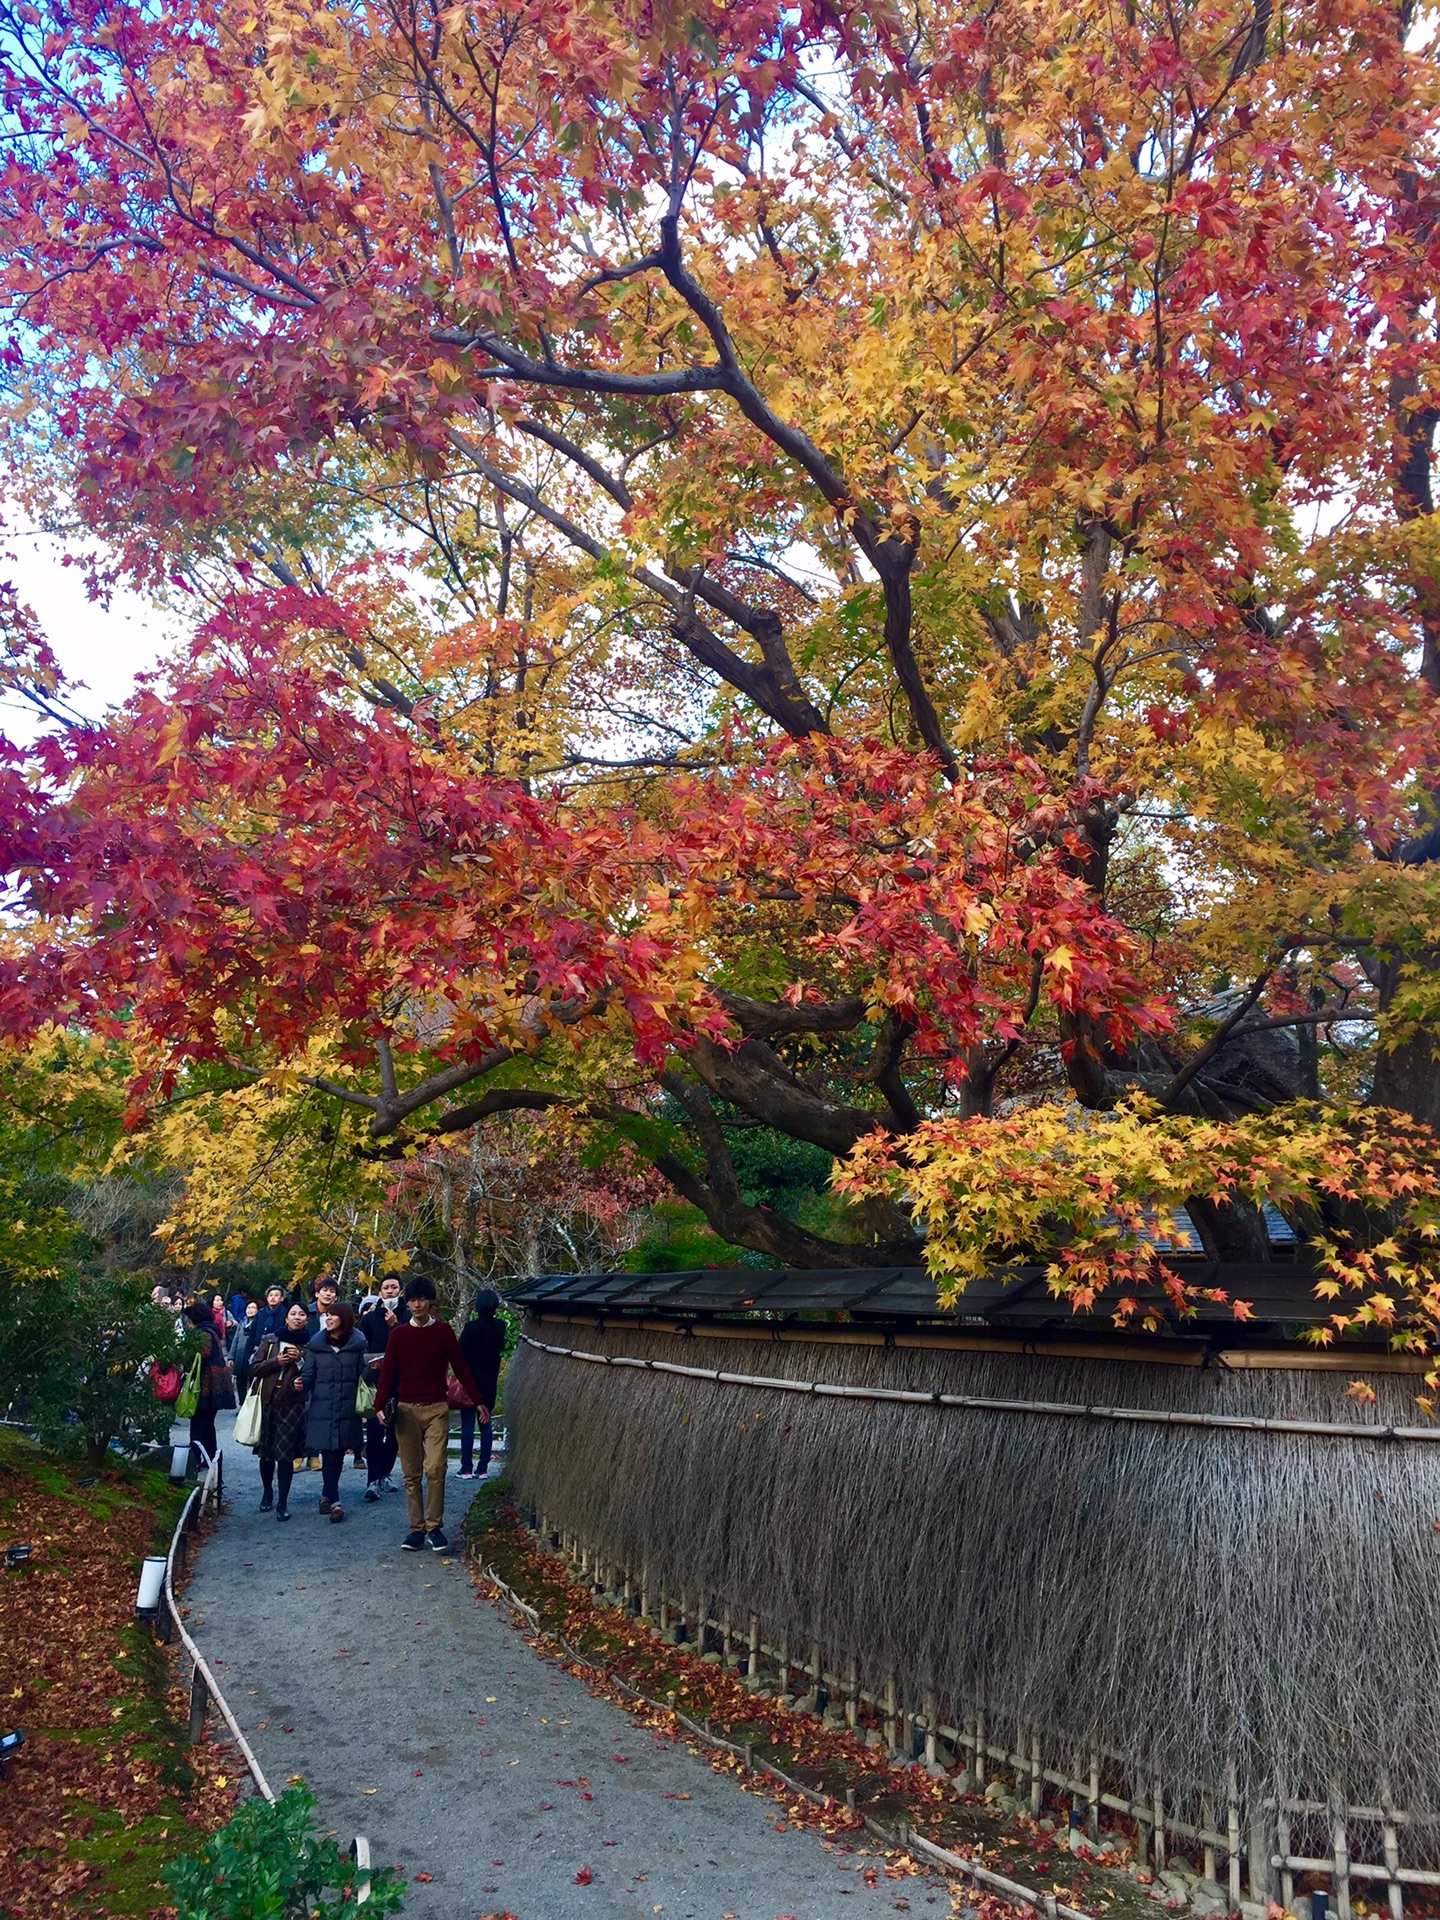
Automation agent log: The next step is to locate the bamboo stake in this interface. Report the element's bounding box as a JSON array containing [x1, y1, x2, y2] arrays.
[[846, 1656, 859, 1730], [976, 1709, 987, 1789], [1332, 1792, 1353, 1920], [926, 1691, 939, 1771], [1032, 1735, 1044, 1816], [885, 1675, 898, 1754], [1152, 1776, 1166, 1873], [1382, 1784, 1404, 1920], [1202, 1798, 1216, 1886], [1276, 1799, 1293, 1914], [747, 1612, 760, 1690], [1226, 1761, 1242, 1913], [1089, 1754, 1102, 1840]]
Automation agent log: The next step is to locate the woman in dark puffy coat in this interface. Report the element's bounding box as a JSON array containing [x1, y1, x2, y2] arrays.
[[182, 1300, 233, 1475], [247, 1301, 311, 1519], [299, 1303, 367, 1523]]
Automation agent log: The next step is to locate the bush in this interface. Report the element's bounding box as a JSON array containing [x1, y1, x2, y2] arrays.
[[164, 1786, 406, 1919]]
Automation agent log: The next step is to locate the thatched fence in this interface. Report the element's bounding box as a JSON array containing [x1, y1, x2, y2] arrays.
[[505, 1274, 1440, 1918]]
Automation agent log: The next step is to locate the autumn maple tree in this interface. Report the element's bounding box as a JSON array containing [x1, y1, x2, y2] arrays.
[[1, 0, 1438, 1320]]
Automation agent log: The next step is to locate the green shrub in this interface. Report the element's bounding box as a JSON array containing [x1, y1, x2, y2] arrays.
[[163, 1786, 406, 1920]]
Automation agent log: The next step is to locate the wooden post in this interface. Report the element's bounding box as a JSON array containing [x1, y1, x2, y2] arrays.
[[845, 1656, 859, 1730], [1134, 1766, 1150, 1875], [776, 1636, 789, 1702], [1152, 1776, 1166, 1874], [1226, 1760, 1242, 1912], [975, 1708, 987, 1788], [721, 1607, 733, 1667], [747, 1613, 760, 1689], [884, 1675, 898, 1754], [1089, 1753, 1102, 1840], [925, 1691, 939, 1771], [187, 1665, 208, 1746], [1031, 1735, 1043, 1816]]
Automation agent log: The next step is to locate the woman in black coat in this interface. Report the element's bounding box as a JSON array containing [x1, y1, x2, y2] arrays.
[[298, 1303, 367, 1522], [182, 1300, 233, 1475], [246, 1301, 311, 1519]]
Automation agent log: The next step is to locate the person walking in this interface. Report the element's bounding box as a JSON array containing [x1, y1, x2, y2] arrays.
[[358, 1277, 409, 1503], [373, 1276, 484, 1552], [182, 1300, 232, 1475], [245, 1303, 310, 1518], [228, 1298, 262, 1396], [457, 1289, 506, 1480], [298, 1302, 367, 1522], [305, 1278, 340, 1342], [254, 1285, 289, 1340]]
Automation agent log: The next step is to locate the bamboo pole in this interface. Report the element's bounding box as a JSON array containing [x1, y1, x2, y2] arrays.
[[1089, 1754, 1102, 1840], [926, 1691, 939, 1771], [1226, 1761, 1242, 1912], [1382, 1784, 1404, 1920], [1332, 1792, 1353, 1920]]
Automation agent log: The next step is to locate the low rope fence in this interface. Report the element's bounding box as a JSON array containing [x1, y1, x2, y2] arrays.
[[156, 1444, 373, 1903]]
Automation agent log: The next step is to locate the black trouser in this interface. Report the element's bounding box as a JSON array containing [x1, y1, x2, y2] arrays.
[[320, 1447, 346, 1504], [188, 1404, 218, 1475], [366, 1412, 397, 1483], [259, 1457, 295, 1508], [459, 1408, 494, 1475]]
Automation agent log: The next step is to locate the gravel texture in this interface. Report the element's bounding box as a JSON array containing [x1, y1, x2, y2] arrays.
[[180, 1411, 932, 1920]]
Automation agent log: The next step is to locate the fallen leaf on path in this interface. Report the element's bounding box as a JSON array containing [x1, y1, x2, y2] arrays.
[[413, 1872, 433, 1882], [574, 1866, 593, 1884]]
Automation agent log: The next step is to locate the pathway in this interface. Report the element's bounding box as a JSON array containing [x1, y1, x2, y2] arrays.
[[180, 1411, 940, 1920]]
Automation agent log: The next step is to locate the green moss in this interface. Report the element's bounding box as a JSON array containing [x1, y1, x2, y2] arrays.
[[62, 1801, 208, 1918]]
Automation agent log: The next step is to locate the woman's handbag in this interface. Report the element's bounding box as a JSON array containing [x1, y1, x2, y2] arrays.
[[354, 1376, 376, 1417], [150, 1361, 181, 1404], [232, 1382, 263, 1447], [445, 1373, 474, 1411], [175, 1352, 203, 1420]]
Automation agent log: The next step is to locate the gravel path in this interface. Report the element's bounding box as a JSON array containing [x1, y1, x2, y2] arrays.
[[180, 1411, 935, 1920]]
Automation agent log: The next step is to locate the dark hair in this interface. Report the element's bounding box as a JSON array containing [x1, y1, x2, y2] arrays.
[[314, 1277, 338, 1296], [325, 1302, 356, 1343], [183, 1302, 213, 1329], [403, 1275, 437, 1303], [471, 1288, 501, 1318]]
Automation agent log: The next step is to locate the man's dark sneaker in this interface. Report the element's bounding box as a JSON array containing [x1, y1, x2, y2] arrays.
[[319, 1497, 333, 1515], [456, 1468, 474, 1479], [363, 1483, 381, 1503], [427, 1528, 449, 1552], [259, 1493, 274, 1511], [276, 1506, 289, 1522], [329, 1504, 344, 1524], [401, 1530, 427, 1551]]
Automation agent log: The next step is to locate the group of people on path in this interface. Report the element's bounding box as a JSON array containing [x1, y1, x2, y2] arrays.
[[237, 1276, 505, 1549]]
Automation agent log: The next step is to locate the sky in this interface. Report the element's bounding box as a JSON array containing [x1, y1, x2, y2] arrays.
[[1, 516, 188, 742]]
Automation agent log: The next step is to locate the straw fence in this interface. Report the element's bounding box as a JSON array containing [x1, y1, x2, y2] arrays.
[[506, 1316, 1440, 1916]]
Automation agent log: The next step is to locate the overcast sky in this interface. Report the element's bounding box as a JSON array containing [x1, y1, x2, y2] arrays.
[[2, 516, 187, 741]]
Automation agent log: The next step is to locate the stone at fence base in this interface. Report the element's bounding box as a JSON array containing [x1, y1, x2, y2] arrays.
[[950, 1769, 976, 1797], [1188, 1879, 1230, 1917]]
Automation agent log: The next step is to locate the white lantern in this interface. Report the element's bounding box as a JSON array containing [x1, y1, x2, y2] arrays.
[[135, 1555, 167, 1618]]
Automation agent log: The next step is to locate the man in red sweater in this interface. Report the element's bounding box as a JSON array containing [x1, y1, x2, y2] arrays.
[[373, 1275, 486, 1551]]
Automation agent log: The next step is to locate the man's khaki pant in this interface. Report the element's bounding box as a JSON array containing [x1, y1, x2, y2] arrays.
[[395, 1400, 450, 1532]]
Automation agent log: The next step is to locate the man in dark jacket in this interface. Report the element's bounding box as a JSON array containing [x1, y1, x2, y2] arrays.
[[456, 1289, 506, 1479], [254, 1286, 290, 1339], [305, 1278, 340, 1342], [358, 1276, 409, 1502]]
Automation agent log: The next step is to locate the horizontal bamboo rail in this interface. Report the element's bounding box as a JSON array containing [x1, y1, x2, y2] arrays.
[[521, 1334, 1440, 1444]]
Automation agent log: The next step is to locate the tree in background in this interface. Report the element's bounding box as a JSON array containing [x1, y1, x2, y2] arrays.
[[0, 1034, 183, 1464], [1, 0, 1438, 1330]]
